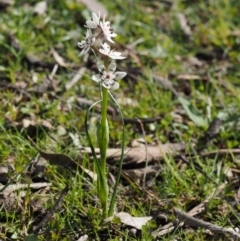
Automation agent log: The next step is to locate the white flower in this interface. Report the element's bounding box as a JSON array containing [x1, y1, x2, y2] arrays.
[[85, 12, 117, 43], [78, 29, 95, 56], [85, 12, 100, 28], [99, 42, 126, 60], [100, 15, 117, 43], [92, 61, 127, 90]]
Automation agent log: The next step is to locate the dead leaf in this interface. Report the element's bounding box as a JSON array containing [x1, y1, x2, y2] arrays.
[[187, 56, 204, 67], [0, 183, 51, 193], [38, 150, 96, 180], [0, 182, 50, 212], [0, 156, 15, 184], [230, 29, 240, 36], [30, 187, 50, 212], [39, 151, 77, 171], [0, 192, 23, 211], [76, 235, 88, 241], [22, 118, 54, 130], [170, 111, 183, 123], [177, 74, 201, 80], [69, 132, 82, 148], [82, 143, 185, 166], [65, 67, 86, 90], [51, 48, 68, 67], [33, 1, 47, 16], [113, 212, 152, 230], [0, 0, 14, 8], [81, 167, 97, 181], [22, 118, 35, 128], [123, 165, 160, 183], [176, 13, 192, 38], [78, 0, 108, 16], [116, 97, 138, 107]]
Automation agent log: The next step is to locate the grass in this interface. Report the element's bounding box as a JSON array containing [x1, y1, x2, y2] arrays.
[[1, 0, 240, 240]]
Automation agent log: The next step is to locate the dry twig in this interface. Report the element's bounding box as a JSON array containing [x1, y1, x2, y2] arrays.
[[151, 183, 227, 238], [175, 208, 240, 240]]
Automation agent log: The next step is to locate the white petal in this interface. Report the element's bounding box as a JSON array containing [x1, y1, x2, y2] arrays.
[[109, 52, 126, 60], [92, 74, 101, 83], [107, 36, 114, 43], [99, 43, 112, 56], [86, 29, 92, 38], [86, 21, 98, 28], [90, 37, 96, 46], [111, 33, 117, 37], [78, 46, 90, 56], [111, 82, 119, 90], [110, 55, 126, 60], [102, 15, 106, 24], [115, 71, 127, 79], [110, 51, 120, 56], [99, 48, 106, 55], [109, 61, 116, 71], [97, 62, 105, 72], [92, 12, 100, 24], [102, 42, 110, 51]]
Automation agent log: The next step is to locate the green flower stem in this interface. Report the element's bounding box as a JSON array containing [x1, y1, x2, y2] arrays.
[[85, 99, 108, 218], [98, 86, 109, 218], [100, 86, 109, 174], [96, 89, 109, 218], [96, 57, 110, 218], [108, 93, 125, 217]]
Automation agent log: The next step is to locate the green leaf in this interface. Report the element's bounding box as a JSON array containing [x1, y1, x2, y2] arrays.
[[178, 96, 208, 127], [24, 235, 39, 241]]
